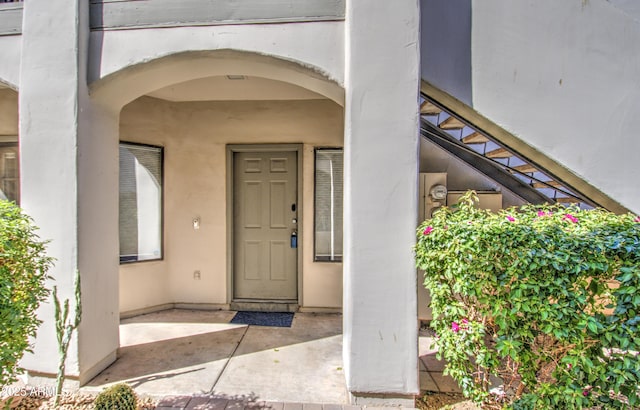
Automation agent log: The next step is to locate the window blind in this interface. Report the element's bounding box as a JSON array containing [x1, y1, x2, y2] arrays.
[[314, 149, 343, 262], [119, 142, 163, 263]]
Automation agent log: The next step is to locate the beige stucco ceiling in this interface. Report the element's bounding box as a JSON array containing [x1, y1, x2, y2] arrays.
[[147, 75, 326, 102]]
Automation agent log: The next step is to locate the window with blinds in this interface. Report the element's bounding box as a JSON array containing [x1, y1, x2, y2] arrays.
[[119, 142, 163, 263], [0, 143, 19, 204], [314, 148, 343, 262]]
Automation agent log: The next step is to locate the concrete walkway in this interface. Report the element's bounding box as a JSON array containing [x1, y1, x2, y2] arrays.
[[154, 395, 413, 410], [83, 309, 457, 408]]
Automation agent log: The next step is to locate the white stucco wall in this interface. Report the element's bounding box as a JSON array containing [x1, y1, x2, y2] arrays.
[[343, 0, 420, 400], [119, 97, 344, 314], [0, 35, 21, 88], [472, 0, 640, 213], [608, 0, 640, 20], [90, 22, 345, 108]]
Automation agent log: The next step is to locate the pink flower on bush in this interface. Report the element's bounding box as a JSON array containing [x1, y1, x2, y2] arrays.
[[423, 226, 434, 235], [635, 216, 640, 223], [537, 210, 552, 217], [563, 214, 578, 223], [459, 318, 470, 331], [451, 322, 460, 332], [506, 215, 516, 222]]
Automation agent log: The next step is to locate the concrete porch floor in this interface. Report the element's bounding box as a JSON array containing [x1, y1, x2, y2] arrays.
[[84, 309, 348, 404], [82, 309, 459, 407], [418, 332, 461, 394]]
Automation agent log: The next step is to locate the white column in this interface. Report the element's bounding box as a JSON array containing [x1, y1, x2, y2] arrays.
[[19, 0, 120, 383], [19, 0, 83, 379], [76, 102, 120, 384], [343, 0, 420, 404]]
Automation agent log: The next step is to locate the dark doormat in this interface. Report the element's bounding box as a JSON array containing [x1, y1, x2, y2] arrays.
[[230, 311, 294, 327]]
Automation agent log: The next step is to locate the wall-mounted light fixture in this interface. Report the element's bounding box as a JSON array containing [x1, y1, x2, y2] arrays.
[[193, 216, 201, 230]]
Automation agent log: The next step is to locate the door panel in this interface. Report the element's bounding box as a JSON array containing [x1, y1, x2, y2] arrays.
[[244, 181, 262, 228], [269, 240, 287, 281], [234, 151, 297, 300], [243, 241, 261, 281], [270, 181, 287, 228]]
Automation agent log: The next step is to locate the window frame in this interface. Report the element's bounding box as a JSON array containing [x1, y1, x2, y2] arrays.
[[118, 141, 165, 264], [313, 147, 344, 263], [0, 141, 19, 205]]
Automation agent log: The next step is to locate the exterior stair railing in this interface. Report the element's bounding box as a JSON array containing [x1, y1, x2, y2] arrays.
[[419, 85, 606, 210]]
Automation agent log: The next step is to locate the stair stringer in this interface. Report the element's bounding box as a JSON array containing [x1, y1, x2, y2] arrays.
[[421, 80, 630, 214]]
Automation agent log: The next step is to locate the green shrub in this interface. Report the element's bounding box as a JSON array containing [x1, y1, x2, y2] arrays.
[[94, 383, 138, 410], [415, 191, 640, 409], [0, 200, 52, 386]]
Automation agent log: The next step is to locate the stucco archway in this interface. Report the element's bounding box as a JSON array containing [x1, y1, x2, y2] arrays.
[[80, 45, 347, 393], [0, 79, 17, 91], [90, 49, 344, 111], [86, 43, 344, 336]]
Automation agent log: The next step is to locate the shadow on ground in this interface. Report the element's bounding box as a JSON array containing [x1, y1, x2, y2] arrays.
[[84, 310, 347, 403]]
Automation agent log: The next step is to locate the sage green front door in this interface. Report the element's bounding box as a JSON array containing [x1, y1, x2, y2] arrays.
[[233, 151, 298, 300]]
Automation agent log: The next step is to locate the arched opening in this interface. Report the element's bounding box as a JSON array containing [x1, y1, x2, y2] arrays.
[[85, 49, 347, 402], [91, 49, 344, 110]]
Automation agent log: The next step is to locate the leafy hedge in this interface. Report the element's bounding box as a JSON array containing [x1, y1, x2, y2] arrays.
[[0, 200, 52, 386], [415, 191, 640, 409]]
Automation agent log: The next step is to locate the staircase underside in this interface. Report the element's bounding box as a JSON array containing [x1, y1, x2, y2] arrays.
[[420, 81, 629, 214]]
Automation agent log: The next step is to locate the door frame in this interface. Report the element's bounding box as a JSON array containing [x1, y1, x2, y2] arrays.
[[226, 144, 304, 305]]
